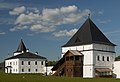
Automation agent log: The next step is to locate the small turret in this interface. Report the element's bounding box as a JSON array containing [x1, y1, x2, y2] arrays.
[[14, 39, 27, 56]]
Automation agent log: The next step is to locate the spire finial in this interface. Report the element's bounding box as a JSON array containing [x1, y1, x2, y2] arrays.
[[88, 13, 90, 18]]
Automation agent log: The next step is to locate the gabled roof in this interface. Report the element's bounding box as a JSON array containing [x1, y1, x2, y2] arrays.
[[68, 50, 83, 56], [62, 18, 115, 47], [52, 50, 82, 71], [16, 39, 27, 52], [5, 52, 47, 60]]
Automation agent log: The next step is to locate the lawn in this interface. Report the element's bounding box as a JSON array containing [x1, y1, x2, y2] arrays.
[[0, 71, 120, 82]]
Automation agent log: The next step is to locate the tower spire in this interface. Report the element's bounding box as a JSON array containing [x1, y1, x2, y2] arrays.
[[16, 39, 27, 52]]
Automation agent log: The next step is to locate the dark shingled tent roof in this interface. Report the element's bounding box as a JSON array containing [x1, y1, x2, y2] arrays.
[[16, 39, 27, 52], [62, 18, 115, 47], [5, 52, 47, 60]]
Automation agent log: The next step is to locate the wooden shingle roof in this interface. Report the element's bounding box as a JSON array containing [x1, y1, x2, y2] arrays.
[[62, 18, 115, 47]]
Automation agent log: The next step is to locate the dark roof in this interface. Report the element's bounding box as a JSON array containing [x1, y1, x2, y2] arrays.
[[5, 52, 47, 60], [62, 18, 115, 47], [16, 39, 27, 52]]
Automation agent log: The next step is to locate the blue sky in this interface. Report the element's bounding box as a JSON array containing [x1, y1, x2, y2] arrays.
[[0, 0, 120, 61]]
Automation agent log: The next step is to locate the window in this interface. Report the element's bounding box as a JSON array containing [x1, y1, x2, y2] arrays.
[[66, 57, 69, 61], [41, 61, 43, 65], [102, 56, 105, 61], [107, 56, 110, 61], [28, 69, 30, 72], [35, 61, 37, 65], [13, 62, 15, 65], [97, 56, 100, 61], [10, 62, 12, 65], [22, 68, 24, 72], [16, 69, 17, 72], [28, 61, 30, 65], [75, 56, 79, 61], [16, 61, 17, 65], [35, 69, 38, 72], [70, 56, 74, 61], [22, 61, 24, 65]]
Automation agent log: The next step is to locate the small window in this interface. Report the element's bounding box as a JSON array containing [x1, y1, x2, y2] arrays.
[[35, 61, 37, 65], [41, 61, 43, 65], [28, 69, 30, 72], [16, 61, 17, 65], [28, 61, 30, 65], [22, 68, 24, 72], [13, 62, 14, 65], [10, 62, 12, 65], [66, 57, 69, 61], [107, 56, 110, 61], [97, 56, 100, 61], [75, 56, 79, 61], [35, 69, 38, 72], [102, 56, 105, 61], [70, 56, 74, 61], [22, 61, 24, 65], [16, 69, 17, 72]]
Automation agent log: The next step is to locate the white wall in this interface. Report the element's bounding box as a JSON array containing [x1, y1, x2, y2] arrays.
[[62, 43, 115, 78], [5, 58, 46, 74], [5, 59, 19, 73], [19, 58, 46, 74], [94, 51, 114, 69], [62, 44, 93, 57], [62, 44, 94, 78], [82, 51, 94, 78], [44, 66, 55, 75], [113, 61, 120, 78]]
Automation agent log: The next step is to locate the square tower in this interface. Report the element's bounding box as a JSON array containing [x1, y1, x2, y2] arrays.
[[62, 18, 116, 78]]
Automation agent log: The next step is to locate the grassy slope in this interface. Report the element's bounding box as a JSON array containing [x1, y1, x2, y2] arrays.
[[0, 71, 120, 82]]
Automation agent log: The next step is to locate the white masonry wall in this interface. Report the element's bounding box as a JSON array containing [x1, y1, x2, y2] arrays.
[[62, 44, 94, 78], [5, 58, 46, 74], [5, 59, 19, 73], [19, 58, 46, 74], [62, 43, 115, 78], [113, 61, 120, 78]]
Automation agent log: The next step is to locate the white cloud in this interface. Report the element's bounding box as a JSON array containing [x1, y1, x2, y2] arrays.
[[10, 5, 91, 33], [9, 6, 26, 15], [97, 19, 111, 24], [53, 28, 78, 37], [0, 32, 6, 35], [98, 10, 104, 15]]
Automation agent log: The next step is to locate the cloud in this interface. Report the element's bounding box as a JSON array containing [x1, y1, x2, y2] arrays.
[[97, 19, 111, 24], [0, 32, 6, 35], [9, 6, 26, 15], [53, 28, 78, 37], [105, 30, 120, 35], [9, 5, 91, 33], [98, 10, 104, 15]]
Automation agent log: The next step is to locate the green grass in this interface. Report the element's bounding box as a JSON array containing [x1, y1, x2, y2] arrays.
[[0, 71, 120, 82]]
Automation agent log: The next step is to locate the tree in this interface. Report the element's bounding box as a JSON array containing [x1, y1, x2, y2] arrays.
[[47, 61, 57, 66], [115, 55, 120, 61]]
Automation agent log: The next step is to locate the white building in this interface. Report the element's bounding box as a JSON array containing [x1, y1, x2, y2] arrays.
[[52, 17, 116, 78], [113, 61, 120, 78], [5, 40, 47, 74]]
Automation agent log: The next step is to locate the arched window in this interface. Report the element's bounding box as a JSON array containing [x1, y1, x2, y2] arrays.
[[28, 61, 30, 65], [102, 56, 105, 61], [22, 61, 24, 65], [35, 61, 37, 65], [107, 56, 110, 61], [97, 56, 100, 61]]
